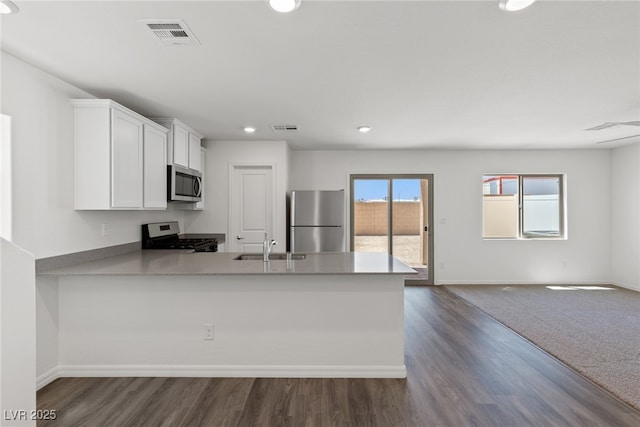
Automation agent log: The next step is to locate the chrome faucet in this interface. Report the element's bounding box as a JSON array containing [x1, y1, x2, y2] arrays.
[[263, 233, 277, 262]]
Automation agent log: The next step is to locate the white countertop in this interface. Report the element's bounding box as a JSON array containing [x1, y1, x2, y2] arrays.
[[39, 251, 417, 276]]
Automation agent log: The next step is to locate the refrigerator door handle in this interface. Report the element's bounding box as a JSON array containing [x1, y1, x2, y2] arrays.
[[290, 227, 295, 252]]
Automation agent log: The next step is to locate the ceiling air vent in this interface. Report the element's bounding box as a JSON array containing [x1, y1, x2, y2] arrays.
[[271, 124, 299, 132], [139, 19, 200, 46]]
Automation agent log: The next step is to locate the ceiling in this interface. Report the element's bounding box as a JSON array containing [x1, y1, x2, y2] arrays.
[[1, 0, 639, 150]]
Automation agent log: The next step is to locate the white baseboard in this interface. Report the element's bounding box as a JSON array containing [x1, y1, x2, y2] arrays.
[[36, 366, 60, 390], [611, 281, 640, 293], [437, 280, 613, 286], [50, 364, 406, 379]]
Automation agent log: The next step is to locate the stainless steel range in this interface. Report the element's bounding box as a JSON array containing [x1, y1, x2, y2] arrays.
[[142, 221, 218, 252]]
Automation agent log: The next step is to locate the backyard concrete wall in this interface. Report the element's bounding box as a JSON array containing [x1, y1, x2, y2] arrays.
[[354, 201, 421, 235]]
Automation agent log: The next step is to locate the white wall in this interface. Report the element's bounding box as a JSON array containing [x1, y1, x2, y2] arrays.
[[184, 140, 289, 250], [0, 51, 186, 259], [610, 143, 640, 291], [289, 149, 612, 285], [1, 114, 12, 241]]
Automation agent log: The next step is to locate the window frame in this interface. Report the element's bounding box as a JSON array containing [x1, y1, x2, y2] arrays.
[[483, 173, 566, 240]]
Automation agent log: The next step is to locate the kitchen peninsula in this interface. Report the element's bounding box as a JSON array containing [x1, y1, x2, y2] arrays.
[[39, 251, 414, 380]]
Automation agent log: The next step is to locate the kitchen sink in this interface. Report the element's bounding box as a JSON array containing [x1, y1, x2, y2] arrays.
[[233, 253, 307, 261]]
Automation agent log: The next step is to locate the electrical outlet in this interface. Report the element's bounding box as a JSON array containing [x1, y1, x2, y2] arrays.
[[204, 323, 214, 340], [101, 223, 110, 236]]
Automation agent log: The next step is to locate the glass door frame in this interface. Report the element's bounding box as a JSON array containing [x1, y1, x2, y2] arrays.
[[349, 173, 434, 286]]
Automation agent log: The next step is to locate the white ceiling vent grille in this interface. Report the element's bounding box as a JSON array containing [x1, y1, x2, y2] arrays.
[[139, 19, 200, 46], [271, 124, 299, 132]]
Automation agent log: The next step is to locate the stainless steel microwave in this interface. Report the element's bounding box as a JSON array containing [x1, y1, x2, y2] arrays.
[[167, 164, 202, 203]]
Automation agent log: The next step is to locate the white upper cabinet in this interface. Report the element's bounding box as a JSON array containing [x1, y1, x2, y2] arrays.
[[153, 118, 203, 172], [111, 109, 144, 208], [72, 99, 168, 210], [173, 123, 189, 168], [143, 125, 168, 209], [188, 132, 202, 171]]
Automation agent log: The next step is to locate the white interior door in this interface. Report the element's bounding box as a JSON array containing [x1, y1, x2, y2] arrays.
[[229, 165, 274, 252]]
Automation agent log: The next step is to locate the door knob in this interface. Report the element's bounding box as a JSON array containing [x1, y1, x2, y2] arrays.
[[236, 236, 245, 240]]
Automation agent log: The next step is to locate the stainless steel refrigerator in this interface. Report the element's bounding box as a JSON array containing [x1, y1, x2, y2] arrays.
[[290, 190, 345, 252]]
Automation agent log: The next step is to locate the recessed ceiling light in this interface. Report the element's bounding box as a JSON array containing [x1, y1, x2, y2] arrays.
[[499, 0, 536, 12], [357, 126, 372, 133], [268, 0, 301, 13], [244, 126, 256, 134], [0, 0, 19, 14]]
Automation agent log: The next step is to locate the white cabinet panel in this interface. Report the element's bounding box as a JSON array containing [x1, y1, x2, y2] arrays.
[[173, 123, 189, 168], [111, 109, 143, 208], [74, 106, 111, 210], [188, 132, 201, 171], [143, 125, 168, 209]]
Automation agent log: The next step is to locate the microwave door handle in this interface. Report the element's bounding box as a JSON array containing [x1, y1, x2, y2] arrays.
[[194, 177, 202, 197]]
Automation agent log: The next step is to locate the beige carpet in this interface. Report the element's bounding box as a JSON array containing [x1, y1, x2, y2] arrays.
[[445, 284, 640, 410]]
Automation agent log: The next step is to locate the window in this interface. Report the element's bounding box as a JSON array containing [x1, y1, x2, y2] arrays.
[[483, 174, 564, 239]]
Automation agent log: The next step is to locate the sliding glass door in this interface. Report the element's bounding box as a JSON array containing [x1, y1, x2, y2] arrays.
[[352, 179, 389, 254], [350, 174, 434, 285]]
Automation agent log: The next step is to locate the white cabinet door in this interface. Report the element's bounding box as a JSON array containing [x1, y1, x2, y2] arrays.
[[143, 125, 167, 209], [111, 109, 143, 208], [188, 132, 201, 171], [173, 123, 189, 168]]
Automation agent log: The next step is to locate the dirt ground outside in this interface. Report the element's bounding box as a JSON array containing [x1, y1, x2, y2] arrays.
[[354, 235, 424, 268]]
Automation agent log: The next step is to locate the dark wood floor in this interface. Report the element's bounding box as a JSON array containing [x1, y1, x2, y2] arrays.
[[37, 287, 640, 426]]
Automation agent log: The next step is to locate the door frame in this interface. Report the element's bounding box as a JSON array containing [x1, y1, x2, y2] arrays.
[[228, 162, 277, 252], [349, 173, 434, 286]]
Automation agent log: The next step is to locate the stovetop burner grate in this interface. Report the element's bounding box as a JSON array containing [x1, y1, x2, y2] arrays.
[[141, 222, 218, 252]]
